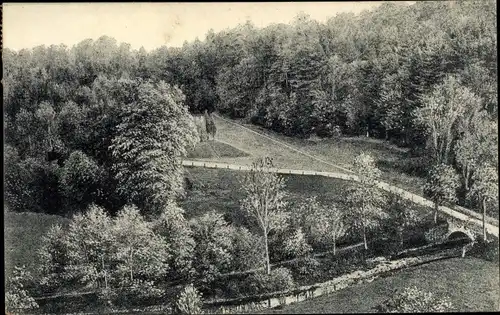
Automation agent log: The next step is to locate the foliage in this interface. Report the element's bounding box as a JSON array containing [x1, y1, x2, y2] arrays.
[[468, 165, 499, 206], [346, 153, 387, 249], [176, 284, 203, 315], [414, 76, 480, 165], [110, 81, 198, 214], [5, 266, 39, 314], [383, 195, 420, 251], [110, 205, 170, 286], [4, 1, 497, 217], [376, 286, 453, 313], [229, 226, 265, 272], [423, 163, 460, 223], [468, 164, 498, 239], [189, 211, 234, 290], [37, 203, 170, 302], [59, 150, 103, 211], [244, 267, 295, 296], [240, 157, 289, 274], [152, 202, 195, 281]]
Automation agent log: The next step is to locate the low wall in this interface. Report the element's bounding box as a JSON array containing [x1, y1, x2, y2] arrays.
[[204, 251, 458, 314]]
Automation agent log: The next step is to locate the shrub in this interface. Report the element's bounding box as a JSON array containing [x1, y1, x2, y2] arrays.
[[244, 267, 295, 296], [271, 227, 312, 262], [375, 286, 453, 313], [230, 226, 265, 272], [287, 256, 322, 282], [468, 238, 499, 262], [5, 266, 39, 314], [176, 284, 203, 315], [112, 280, 165, 307]]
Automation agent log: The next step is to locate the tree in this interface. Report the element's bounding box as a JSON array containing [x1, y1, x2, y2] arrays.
[[38, 224, 70, 291], [468, 165, 498, 241], [414, 76, 480, 165], [385, 195, 419, 249], [297, 197, 346, 255], [152, 202, 195, 281], [240, 157, 289, 274], [423, 163, 460, 224], [376, 286, 453, 313], [64, 204, 114, 288], [110, 81, 198, 214], [111, 205, 170, 285], [204, 110, 217, 140], [60, 151, 104, 211], [5, 266, 39, 314], [346, 153, 386, 250], [454, 111, 496, 191], [176, 284, 203, 315], [189, 211, 234, 289]]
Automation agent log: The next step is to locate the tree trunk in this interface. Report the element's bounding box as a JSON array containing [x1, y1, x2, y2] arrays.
[[385, 129, 389, 141], [130, 251, 134, 282], [264, 232, 271, 275], [363, 224, 368, 250], [102, 256, 108, 289], [483, 198, 487, 241], [434, 202, 438, 224], [333, 235, 336, 256]]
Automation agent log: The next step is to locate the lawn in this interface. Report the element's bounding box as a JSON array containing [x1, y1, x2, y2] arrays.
[[209, 114, 497, 219], [187, 139, 250, 159], [181, 167, 354, 225], [264, 257, 500, 313], [210, 114, 426, 196], [4, 211, 69, 278]]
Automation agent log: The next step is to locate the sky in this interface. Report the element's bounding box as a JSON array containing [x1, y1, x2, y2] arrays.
[[3, 2, 399, 52]]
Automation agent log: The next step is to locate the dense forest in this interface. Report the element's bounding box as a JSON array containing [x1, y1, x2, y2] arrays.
[[3, 1, 498, 217]]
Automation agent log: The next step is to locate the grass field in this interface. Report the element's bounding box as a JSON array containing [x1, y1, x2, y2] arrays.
[[181, 167, 354, 224], [187, 140, 250, 159], [264, 257, 500, 313], [4, 211, 69, 278], [210, 115, 426, 196]]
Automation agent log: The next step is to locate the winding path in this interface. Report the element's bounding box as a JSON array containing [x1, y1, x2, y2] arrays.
[[182, 159, 498, 238]]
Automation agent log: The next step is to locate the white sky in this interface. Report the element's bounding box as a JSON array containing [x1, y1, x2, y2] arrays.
[[3, 2, 403, 52]]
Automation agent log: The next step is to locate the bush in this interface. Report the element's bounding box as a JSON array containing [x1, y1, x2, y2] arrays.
[[5, 266, 39, 314], [176, 284, 203, 315], [287, 256, 322, 283], [468, 238, 499, 262], [230, 226, 265, 272], [271, 227, 312, 262], [375, 286, 453, 313], [244, 267, 295, 296], [111, 280, 165, 308]]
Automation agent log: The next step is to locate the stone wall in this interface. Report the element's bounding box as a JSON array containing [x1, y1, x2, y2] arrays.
[[205, 251, 456, 314]]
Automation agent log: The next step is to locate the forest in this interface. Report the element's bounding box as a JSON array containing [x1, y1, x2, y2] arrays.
[[4, 1, 497, 217], [3, 1, 499, 313]]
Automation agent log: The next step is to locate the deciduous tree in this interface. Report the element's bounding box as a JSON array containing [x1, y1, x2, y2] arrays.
[[240, 157, 289, 274], [468, 165, 498, 241], [423, 163, 460, 224]]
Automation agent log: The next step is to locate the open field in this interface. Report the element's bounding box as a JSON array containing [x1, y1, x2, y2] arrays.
[[209, 114, 426, 196], [187, 140, 250, 159], [265, 257, 500, 313], [203, 115, 498, 220], [4, 211, 69, 278]]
